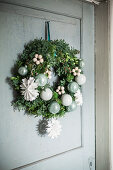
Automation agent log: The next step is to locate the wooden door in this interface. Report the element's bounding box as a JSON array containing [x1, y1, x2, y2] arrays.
[[0, 1, 95, 170]]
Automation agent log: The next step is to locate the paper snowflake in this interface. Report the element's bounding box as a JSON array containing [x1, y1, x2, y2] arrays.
[[74, 89, 83, 106], [20, 77, 39, 101], [46, 118, 62, 139]]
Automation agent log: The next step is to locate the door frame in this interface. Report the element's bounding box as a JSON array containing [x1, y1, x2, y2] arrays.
[[95, 1, 110, 170], [109, 0, 113, 170]]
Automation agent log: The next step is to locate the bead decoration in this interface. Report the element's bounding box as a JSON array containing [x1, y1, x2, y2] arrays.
[[33, 54, 44, 65], [56, 86, 65, 95], [72, 67, 81, 76], [44, 69, 52, 79]]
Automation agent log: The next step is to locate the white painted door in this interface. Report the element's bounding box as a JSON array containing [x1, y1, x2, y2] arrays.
[[0, 1, 95, 170]]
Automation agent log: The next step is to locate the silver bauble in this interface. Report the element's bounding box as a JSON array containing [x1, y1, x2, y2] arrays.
[[49, 101, 60, 114], [67, 101, 77, 112], [18, 66, 28, 76], [36, 74, 47, 86], [68, 82, 79, 93]]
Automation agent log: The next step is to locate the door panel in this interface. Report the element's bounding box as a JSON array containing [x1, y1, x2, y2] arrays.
[[50, 20, 80, 51], [0, 1, 95, 170], [22, 151, 83, 170]]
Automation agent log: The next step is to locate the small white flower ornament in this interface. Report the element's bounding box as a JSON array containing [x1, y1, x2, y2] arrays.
[[56, 86, 65, 95], [20, 77, 39, 101], [74, 89, 83, 106], [72, 67, 81, 77], [44, 69, 52, 79], [46, 118, 62, 139], [33, 54, 44, 65]]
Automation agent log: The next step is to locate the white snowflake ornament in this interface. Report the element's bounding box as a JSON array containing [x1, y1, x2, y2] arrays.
[[74, 89, 83, 106], [20, 77, 39, 101], [47, 118, 62, 139]]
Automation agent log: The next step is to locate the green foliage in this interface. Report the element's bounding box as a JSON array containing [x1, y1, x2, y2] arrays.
[[53, 92, 59, 100], [67, 74, 74, 82], [10, 76, 21, 90], [10, 38, 83, 119]]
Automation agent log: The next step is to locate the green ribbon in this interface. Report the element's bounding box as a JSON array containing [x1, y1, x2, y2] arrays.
[[47, 22, 50, 41], [45, 21, 56, 56], [45, 21, 50, 41]]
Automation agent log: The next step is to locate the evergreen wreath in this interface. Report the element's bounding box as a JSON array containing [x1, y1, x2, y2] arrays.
[[10, 38, 86, 119]]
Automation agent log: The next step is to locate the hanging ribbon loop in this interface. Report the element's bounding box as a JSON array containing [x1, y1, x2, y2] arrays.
[[45, 21, 50, 41]]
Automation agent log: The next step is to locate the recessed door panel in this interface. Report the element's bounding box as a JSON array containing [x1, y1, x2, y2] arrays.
[[0, 1, 95, 170]]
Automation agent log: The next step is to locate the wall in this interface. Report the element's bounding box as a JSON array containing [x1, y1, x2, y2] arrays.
[[95, 2, 109, 170]]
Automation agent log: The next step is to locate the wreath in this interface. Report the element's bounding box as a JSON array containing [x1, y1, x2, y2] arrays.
[[10, 39, 86, 138]]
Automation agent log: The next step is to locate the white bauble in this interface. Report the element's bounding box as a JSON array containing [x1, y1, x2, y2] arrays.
[[61, 94, 72, 106], [40, 88, 53, 101], [75, 74, 86, 85]]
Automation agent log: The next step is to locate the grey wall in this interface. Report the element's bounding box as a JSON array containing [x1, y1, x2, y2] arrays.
[[95, 2, 109, 170]]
